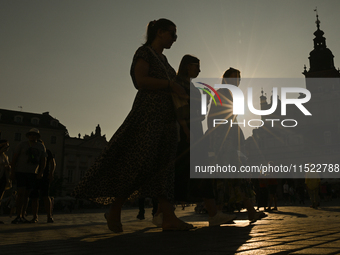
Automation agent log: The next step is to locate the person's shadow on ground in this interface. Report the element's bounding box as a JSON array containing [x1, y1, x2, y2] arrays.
[[0, 223, 254, 255]]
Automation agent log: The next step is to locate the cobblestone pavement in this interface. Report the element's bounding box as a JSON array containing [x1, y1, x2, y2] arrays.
[[1, 201, 340, 255]]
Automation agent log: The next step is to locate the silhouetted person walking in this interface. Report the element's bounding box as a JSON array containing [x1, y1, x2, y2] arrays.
[[73, 19, 195, 232]]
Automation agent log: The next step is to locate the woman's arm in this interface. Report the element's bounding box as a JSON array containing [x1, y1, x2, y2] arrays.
[[134, 58, 188, 99], [134, 58, 170, 90]]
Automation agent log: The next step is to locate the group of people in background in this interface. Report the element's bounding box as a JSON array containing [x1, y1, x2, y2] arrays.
[[0, 128, 55, 224]]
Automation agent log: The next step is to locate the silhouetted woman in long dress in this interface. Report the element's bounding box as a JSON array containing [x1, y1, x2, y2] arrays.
[[73, 19, 194, 232]]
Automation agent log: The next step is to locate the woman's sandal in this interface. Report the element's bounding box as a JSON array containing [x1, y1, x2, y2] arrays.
[[162, 221, 196, 231], [104, 213, 123, 233], [249, 212, 267, 223]]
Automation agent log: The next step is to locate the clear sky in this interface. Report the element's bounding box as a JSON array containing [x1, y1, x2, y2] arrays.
[[1, 0, 340, 139]]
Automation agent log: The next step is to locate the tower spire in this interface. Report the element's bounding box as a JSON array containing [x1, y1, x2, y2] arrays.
[[314, 7, 320, 30]]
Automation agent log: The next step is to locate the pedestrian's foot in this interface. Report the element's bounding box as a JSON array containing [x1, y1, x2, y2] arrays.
[[11, 216, 21, 224], [209, 212, 237, 226], [152, 213, 163, 227], [47, 217, 54, 223], [265, 208, 272, 212], [104, 213, 123, 233], [162, 218, 195, 231], [21, 217, 30, 223], [30, 217, 38, 223], [249, 212, 267, 223], [11, 216, 29, 224], [272, 207, 278, 211]]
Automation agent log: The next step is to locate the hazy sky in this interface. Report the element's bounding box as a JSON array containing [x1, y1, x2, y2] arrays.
[[1, 0, 340, 139]]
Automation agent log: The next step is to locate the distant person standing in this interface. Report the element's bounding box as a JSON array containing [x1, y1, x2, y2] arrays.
[[305, 164, 320, 209], [0, 139, 11, 224], [267, 161, 278, 211], [10, 128, 46, 224], [283, 181, 289, 205], [29, 139, 55, 223]]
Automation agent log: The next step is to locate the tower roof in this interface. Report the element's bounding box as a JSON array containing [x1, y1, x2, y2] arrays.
[[303, 9, 339, 77]]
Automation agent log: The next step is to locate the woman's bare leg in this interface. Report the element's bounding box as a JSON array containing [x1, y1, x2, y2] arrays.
[[105, 197, 125, 232], [244, 198, 257, 219]]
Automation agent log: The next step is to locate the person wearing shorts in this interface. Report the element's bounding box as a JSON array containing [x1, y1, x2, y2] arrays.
[[11, 128, 46, 224], [29, 144, 55, 223]]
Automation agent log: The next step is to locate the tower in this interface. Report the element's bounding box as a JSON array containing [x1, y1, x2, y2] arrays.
[[303, 10, 340, 79]]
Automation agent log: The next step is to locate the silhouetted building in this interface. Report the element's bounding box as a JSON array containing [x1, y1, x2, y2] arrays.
[[63, 125, 107, 194], [246, 14, 340, 171]]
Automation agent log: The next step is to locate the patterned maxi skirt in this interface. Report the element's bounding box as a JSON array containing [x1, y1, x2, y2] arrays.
[[72, 89, 177, 205]]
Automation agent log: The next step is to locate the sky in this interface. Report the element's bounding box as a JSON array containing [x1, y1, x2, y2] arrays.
[[1, 0, 340, 139]]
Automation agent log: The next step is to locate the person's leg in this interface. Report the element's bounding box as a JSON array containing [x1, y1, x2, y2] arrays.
[[308, 188, 314, 207], [137, 197, 145, 220], [273, 193, 278, 209], [244, 198, 257, 219], [43, 196, 52, 218], [154, 203, 162, 216], [29, 184, 40, 222], [30, 198, 39, 221], [264, 187, 269, 209], [10, 207, 16, 217], [42, 196, 53, 222], [314, 188, 320, 207], [22, 189, 32, 220], [50, 197, 54, 216], [257, 187, 265, 210], [14, 188, 25, 218], [267, 193, 273, 210], [105, 197, 125, 232], [151, 198, 158, 217], [0, 179, 5, 224], [244, 197, 266, 222], [39, 182, 53, 222], [203, 198, 217, 217], [12, 173, 26, 221]]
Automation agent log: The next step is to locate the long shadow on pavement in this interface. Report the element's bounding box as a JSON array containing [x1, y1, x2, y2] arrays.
[[0, 224, 254, 255]]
